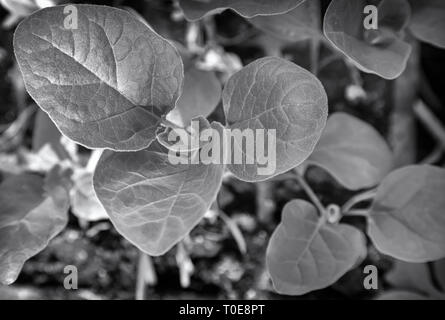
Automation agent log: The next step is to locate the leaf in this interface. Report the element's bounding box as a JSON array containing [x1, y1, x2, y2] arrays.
[[248, 0, 321, 42], [368, 165, 445, 262], [14, 5, 184, 151], [408, 0, 445, 49], [166, 65, 221, 127], [70, 169, 108, 222], [93, 141, 224, 256], [266, 199, 366, 295], [376, 290, 428, 300], [323, 0, 412, 79], [0, 167, 71, 285], [223, 56, 328, 182], [306, 112, 393, 190], [32, 109, 69, 160], [385, 260, 444, 298], [179, 0, 306, 21]]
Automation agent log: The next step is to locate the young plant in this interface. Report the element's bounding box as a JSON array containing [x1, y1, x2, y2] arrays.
[[1, 1, 445, 298]]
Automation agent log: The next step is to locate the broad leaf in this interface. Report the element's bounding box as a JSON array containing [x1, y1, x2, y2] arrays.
[[248, 0, 321, 42], [93, 141, 224, 256], [368, 165, 445, 262], [223, 57, 327, 182], [179, 0, 306, 21], [0, 167, 71, 285], [306, 112, 393, 190], [324, 0, 412, 79], [167, 65, 221, 127], [14, 5, 183, 151], [266, 199, 366, 295], [409, 0, 445, 49], [385, 260, 444, 298]]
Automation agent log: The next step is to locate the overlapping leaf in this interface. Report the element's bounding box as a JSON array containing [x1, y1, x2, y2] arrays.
[[266, 200, 366, 295], [14, 5, 183, 151], [167, 65, 221, 127], [0, 167, 71, 285], [368, 165, 445, 262], [408, 0, 445, 49], [306, 113, 393, 190], [248, 0, 321, 42], [93, 141, 224, 256], [179, 0, 306, 21], [324, 0, 412, 79], [223, 57, 328, 182]]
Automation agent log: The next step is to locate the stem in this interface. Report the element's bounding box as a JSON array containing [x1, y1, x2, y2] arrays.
[[309, 37, 320, 75], [344, 209, 370, 218], [135, 251, 146, 300], [161, 117, 184, 131], [341, 189, 377, 213], [294, 170, 326, 216], [414, 100, 445, 150]]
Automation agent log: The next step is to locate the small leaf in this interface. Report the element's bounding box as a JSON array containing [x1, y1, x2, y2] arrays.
[[409, 0, 445, 49], [167, 65, 221, 127], [385, 260, 444, 298], [93, 141, 224, 256], [307, 112, 393, 190], [14, 5, 183, 151], [223, 56, 328, 182], [368, 165, 445, 262], [0, 168, 71, 285], [266, 199, 366, 295], [248, 0, 321, 42], [324, 0, 412, 79], [179, 0, 306, 21], [70, 169, 108, 222]]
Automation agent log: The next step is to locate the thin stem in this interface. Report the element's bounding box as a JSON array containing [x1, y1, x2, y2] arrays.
[[135, 251, 146, 300], [414, 100, 445, 150], [309, 37, 320, 75], [294, 170, 326, 217], [344, 209, 370, 218], [341, 189, 377, 213]]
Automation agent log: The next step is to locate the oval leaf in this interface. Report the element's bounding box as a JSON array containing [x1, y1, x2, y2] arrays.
[[167, 66, 221, 127], [306, 112, 393, 190], [93, 141, 224, 256], [409, 0, 445, 49], [248, 0, 321, 42], [368, 165, 445, 262], [14, 4, 183, 151], [324, 0, 412, 79], [0, 168, 70, 285], [266, 199, 366, 295], [179, 0, 305, 21], [223, 56, 327, 182]]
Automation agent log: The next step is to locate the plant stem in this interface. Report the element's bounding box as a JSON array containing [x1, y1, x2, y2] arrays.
[[341, 189, 377, 213], [344, 209, 370, 218], [294, 170, 326, 217], [161, 117, 184, 131], [309, 37, 320, 75], [135, 251, 146, 300], [414, 100, 445, 150]]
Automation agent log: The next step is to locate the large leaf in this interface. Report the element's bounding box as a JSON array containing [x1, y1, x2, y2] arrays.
[[306, 112, 393, 190], [223, 57, 328, 182], [93, 141, 224, 256], [324, 0, 412, 79], [266, 199, 366, 295], [409, 0, 445, 49], [248, 0, 321, 42], [14, 5, 183, 151], [179, 0, 306, 21], [167, 65, 221, 127], [0, 167, 71, 285], [368, 165, 445, 262]]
